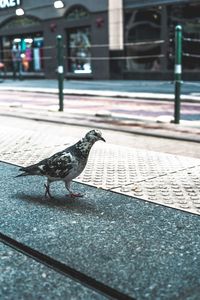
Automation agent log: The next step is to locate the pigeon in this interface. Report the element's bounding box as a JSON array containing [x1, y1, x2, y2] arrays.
[[16, 129, 106, 198]]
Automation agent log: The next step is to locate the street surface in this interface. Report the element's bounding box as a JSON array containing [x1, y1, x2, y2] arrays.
[[1, 162, 200, 300], [0, 114, 199, 213], [0, 115, 199, 158], [1, 90, 200, 122], [1, 115, 200, 300], [1, 80, 200, 299], [0, 116, 200, 207]]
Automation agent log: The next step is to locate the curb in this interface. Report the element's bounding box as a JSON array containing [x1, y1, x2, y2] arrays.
[[1, 86, 200, 102], [1, 109, 199, 143]]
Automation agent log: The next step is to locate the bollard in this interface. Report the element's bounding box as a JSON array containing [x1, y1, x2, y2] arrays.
[[174, 25, 182, 124], [56, 35, 64, 111]]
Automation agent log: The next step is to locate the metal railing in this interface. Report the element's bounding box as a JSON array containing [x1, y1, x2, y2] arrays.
[[0, 30, 199, 121]]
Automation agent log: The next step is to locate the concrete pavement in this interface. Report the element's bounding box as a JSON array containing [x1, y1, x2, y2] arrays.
[[1, 162, 200, 300]]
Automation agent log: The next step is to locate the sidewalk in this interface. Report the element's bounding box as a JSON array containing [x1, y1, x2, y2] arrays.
[[1, 79, 200, 101]]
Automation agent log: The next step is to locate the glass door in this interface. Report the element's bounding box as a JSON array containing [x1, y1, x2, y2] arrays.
[[68, 27, 92, 74]]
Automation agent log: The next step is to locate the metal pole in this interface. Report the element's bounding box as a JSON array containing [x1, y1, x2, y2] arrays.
[[174, 25, 182, 124], [56, 35, 64, 111]]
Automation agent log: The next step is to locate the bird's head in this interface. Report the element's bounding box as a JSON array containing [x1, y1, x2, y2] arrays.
[[85, 129, 106, 143]]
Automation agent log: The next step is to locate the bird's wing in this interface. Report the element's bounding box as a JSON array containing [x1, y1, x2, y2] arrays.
[[43, 151, 75, 178], [19, 151, 76, 178]]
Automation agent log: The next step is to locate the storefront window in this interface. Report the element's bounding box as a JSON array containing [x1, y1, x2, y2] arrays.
[[68, 27, 92, 74], [168, 3, 200, 70], [2, 34, 44, 73], [124, 7, 162, 71], [1, 17, 40, 30]]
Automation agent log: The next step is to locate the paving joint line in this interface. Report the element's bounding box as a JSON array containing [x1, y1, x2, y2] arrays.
[[107, 187, 199, 216], [0, 233, 134, 300], [1, 159, 200, 216]]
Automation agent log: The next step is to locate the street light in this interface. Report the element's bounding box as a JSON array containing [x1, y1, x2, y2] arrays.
[[54, 1, 64, 9], [16, 8, 24, 16]]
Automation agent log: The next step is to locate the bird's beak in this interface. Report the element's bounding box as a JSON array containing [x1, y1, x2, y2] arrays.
[[100, 137, 106, 142]]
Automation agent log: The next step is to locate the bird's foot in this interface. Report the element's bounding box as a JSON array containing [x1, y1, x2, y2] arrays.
[[44, 184, 54, 199], [68, 192, 84, 198]]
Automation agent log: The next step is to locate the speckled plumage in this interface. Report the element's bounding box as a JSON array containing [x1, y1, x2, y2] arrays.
[[16, 129, 105, 198]]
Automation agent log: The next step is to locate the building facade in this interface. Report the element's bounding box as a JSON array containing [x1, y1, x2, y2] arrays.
[[121, 0, 200, 80], [0, 0, 199, 80], [0, 0, 109, 79]]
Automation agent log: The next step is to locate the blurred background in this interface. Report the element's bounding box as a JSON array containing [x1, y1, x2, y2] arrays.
[[0, 0, 200, 81]]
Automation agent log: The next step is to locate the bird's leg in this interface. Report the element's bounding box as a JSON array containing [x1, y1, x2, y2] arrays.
[[65, 181, 83, 198], [44, 179, 53, 199]]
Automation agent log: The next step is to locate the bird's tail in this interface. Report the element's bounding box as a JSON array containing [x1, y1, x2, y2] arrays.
[[15, 172, 31, 178], [15, 166, 41, 178]]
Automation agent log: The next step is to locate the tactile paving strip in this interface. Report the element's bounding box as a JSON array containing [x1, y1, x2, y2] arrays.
[[0, 125, 76, 166], [76, 144, 200, 186], [112, 166, 200, 215], [0, 125, 200, 215]]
